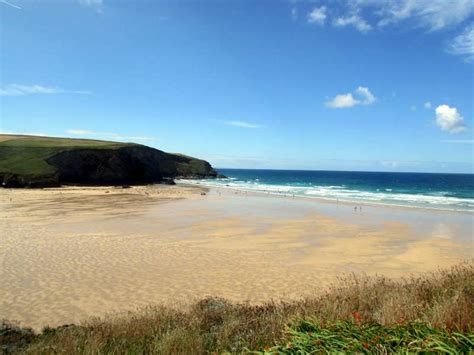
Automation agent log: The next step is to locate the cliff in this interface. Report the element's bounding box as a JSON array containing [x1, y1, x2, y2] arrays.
[[0, 134, 221, 187]]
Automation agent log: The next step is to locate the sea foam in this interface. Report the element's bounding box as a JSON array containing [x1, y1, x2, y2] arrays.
[[178, 176, 474, 212]]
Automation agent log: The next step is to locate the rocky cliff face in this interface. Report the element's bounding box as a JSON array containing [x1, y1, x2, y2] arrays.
[[0, 137, 221, 188]]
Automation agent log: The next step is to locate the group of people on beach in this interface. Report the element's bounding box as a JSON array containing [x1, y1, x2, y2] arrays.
[[215, 188, 365, 213]]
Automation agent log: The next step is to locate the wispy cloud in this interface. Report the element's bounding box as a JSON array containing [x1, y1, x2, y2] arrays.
[[205, 154, 264, 168], [0, 0, 21, 9], [380, 160, 399, 169], [301, 1, 474, 31], [66, 130, 96, 135], [448, 23, 474, 62], [326, 86, 376, 108], [291, 7, 298, 21], [441, 139, 473, 144], [66, 129, 155, 142], [0, 84, 92, 96], [0, 130, 47, 136], [356, 0, 474, 32], [224, 121, 262, 129], [435, 104, 466, 134], [333, 14, 372, 33], [300, 1, 474, 59], [78, 0, 104, 13], [307, 6, 327, 25], [424, 101, 432, 109], [1, 129, 154, 142]]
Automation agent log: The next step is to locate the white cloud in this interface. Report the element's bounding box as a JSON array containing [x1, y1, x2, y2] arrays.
[[224, 121, 261, 129], [307, 6, 327, 25], [435, 104, 466, 134], [424, 101, 432, 109], [0, 0, 21, 9], [66, 129, 154, 141], [333, 14, 372, 33], [78, 0, 104, 13], [448, 23, 474, 62], [0, 84, 91, 96], [355, 86, 375, 104], [326, 86, 376, 108], [326, 93, 359, 108]]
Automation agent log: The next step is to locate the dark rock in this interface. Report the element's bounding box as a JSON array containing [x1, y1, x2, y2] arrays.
[[162, 178, 176, 185]]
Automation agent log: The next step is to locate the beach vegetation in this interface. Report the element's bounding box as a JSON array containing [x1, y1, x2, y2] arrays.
[[1, 263, 472, 354]]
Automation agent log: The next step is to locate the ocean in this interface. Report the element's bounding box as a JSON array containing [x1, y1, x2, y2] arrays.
[[179, 169, 474, 213]]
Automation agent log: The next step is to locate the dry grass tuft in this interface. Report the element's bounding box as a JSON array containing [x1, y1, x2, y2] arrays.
[[1, 263, 472, 354]]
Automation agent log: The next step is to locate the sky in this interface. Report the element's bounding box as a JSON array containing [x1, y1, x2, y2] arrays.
[[1, 0, 473, 173]]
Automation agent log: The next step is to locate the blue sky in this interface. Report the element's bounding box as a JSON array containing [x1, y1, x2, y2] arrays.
[[1, 0, 473, 173]]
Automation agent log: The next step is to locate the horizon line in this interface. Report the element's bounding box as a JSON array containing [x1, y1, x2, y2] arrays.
[[214, 167, 474, 175]]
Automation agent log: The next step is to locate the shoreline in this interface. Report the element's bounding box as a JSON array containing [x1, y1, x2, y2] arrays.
[[3, 178, 472, 215], [177, 180, 474, 216]]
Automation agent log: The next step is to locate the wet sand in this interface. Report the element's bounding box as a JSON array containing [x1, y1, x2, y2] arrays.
[[1, 184, 472, 330]]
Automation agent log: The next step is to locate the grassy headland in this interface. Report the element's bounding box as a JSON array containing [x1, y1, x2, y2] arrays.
[[1, 263, 472, 353], [0, 135, 219, 187], [0, 135, 128, 176]]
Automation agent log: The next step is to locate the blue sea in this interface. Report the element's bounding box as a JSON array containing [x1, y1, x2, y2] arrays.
[[180, 169, 474, 213]]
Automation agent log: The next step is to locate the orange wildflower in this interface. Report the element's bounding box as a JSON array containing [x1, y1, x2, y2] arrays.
[[351, 311, 363, 323]]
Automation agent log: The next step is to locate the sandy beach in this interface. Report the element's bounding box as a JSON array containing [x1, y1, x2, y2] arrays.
[[1, 184, 472, 330]]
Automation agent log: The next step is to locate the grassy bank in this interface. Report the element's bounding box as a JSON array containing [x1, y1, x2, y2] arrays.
[[1, 263, 472, 354], [0, 135, 128, 176]]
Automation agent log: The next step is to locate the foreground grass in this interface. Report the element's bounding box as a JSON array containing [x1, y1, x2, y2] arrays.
[[1, 263, 472, 354], [267, 320, 473, 353]]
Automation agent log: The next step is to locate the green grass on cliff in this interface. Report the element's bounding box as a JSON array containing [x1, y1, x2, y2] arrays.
[[0, 135, 128, 148], [0, 135, 131, 176], [173, 156, 212, 176]]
